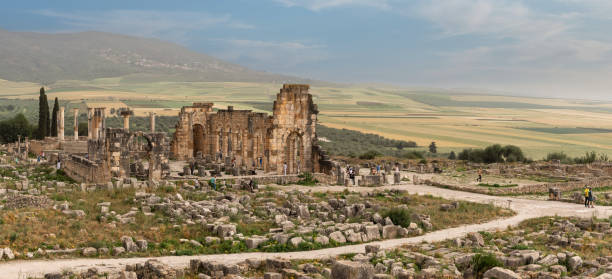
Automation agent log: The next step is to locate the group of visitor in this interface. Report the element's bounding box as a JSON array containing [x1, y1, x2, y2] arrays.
[[346, 166, 356, 185]]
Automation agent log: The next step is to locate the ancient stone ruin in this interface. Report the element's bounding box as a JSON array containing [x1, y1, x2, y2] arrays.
[[23, 84, 332, 183], [170, 84, 329, 175]]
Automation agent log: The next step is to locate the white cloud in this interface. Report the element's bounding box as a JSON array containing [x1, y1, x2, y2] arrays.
[[415, 0, 568, 39], [274, 0, 390, 11]]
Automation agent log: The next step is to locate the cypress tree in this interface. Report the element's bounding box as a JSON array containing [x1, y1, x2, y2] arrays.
[[51, 97, 59, 137], [37, 87, 47, 139], [43, 91, 50, 137]]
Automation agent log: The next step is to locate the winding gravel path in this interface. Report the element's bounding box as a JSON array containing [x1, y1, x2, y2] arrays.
[[3, 183, 611, 279]]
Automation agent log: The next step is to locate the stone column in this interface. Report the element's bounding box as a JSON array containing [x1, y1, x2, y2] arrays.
[[58, 107, 65, 141], [87, 108, 93, 139], [150, 112, 156, 133], [17, 135, 21, 156], [73, 108, 79, 140], [100, 108, 106, 140], [123, 114, 130, 130], [120, 109, 132, 131]]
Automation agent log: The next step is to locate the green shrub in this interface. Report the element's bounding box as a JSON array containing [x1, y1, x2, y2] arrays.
[[383, 208, 413, 228], [472, 253, 502, 279], [546, 151, 568, 161], [459, 144, 525, 163], [574, 151, 598, 164], [359, 150, 381, 160], [297, 172, 318, 186], [510, 244, 531, 250], [402, 151, 424, 159], [9, 232, 18, 243], [316, 125, 417, 157]]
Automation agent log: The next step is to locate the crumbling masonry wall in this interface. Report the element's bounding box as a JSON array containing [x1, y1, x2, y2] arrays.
[[170, 84, 331, 174], [62, 154, 110, 184], [64, 128, 169, 183]]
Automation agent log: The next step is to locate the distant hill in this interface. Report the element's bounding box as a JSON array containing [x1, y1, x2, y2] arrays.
[[0, 28, 311, 83]]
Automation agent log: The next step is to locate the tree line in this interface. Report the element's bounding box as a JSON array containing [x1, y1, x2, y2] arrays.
[[454, 144, 526, 163], [0, 87, 61, 143]]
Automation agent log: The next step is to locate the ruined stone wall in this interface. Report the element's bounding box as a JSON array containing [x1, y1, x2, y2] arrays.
[[59, 140, 88, 154], [63, 128, 169, 183], [105, 129, 170, 181], [63, 154, 110, 183], [269, 84, 318, 174], [170, 103, 214, 160], [29, 138, 60, 155], [169, 84, 329, 175], [207, 108, 271, 169]]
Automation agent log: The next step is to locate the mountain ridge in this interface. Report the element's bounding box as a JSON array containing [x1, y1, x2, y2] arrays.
[[0, 28, 312, 84]]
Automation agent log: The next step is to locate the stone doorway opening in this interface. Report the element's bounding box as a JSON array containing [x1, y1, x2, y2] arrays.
[[193, 124, 205, 158], [285, 132, 303, 174]]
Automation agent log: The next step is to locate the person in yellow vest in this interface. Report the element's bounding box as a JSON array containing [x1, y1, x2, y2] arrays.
[[584, 186, 590, 208]]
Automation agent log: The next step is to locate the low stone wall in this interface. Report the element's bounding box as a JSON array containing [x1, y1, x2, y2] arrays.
[[219, 175, 301, 185], [60, 140, 88, 154], [421, 177, 612, 196], [361, 175, 383, 187], [63, 155, 111, 183], [168, 173, 335, 187], [29, 138, 60, 155]]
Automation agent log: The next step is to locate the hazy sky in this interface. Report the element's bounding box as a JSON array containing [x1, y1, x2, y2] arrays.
[[2, 0, 612, 99]]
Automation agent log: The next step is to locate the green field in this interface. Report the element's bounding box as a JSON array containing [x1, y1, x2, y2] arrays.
[[2, 77, 612, 159]]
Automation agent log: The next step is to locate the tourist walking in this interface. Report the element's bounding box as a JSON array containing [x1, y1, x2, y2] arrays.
[[584, 186, 590, 208], [477, 168, 483, 182], [349, 167, 355, 185], [210, 176, 217, 191], [588, 186, 594, 208], [283, 162, 287, 175], [56, 158, 61, 170]]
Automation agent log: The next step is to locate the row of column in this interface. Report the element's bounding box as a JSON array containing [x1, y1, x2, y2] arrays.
[[55, 108, 156, 141]]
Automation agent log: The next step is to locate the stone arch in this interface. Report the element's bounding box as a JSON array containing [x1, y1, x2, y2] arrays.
[[192, 124, 205, 157], [125, 131, 156, 179], [127, 131, 154, 152]]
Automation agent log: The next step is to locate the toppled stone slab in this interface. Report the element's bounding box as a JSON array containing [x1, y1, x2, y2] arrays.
[[331, 260, 374, 279]]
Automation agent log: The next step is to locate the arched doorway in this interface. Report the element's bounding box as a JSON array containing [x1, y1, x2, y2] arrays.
[[285, 132, 303, 174], [126, 132, 155, 180], [192, 124, 205, 158]]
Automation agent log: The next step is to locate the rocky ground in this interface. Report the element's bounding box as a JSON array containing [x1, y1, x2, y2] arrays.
[[0, 159, 511, 264], [33, 216, 612, 279], [5, 150, 612, 279]]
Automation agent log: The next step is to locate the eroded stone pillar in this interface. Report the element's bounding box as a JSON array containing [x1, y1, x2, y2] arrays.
[[58, 107, 65, 141], [150, 112, 156, 133], [87, 108, 93, 139], [123, 115, 129, 130], [99, 108, 106, 140], [73, 108, 79, 140]]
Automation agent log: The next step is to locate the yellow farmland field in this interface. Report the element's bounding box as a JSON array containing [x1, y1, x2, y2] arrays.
[[2, 78, 612, 159]]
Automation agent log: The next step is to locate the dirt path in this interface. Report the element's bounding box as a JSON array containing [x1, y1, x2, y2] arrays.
[[3, 183, 611, 279]]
